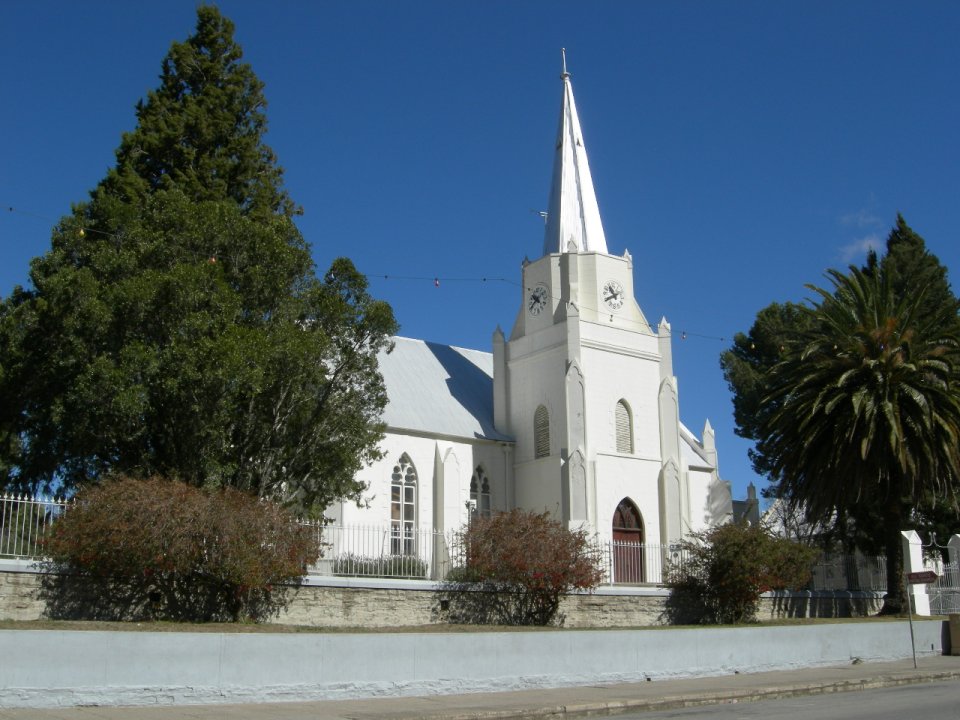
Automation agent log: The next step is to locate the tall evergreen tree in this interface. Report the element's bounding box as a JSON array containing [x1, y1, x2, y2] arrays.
[[720, 302, 813, 481], [0, 8, 397, 512], [758, 266, 960, 613], [96, 6, 296, 219], [876, 215, 960, 331], [723, 217, 960, 565]]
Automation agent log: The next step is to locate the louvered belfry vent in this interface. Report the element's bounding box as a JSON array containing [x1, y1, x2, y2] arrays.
[[615, 400, 633, 454], [534, 405, 550, 459]]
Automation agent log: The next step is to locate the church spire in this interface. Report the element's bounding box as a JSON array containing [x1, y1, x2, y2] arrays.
[[542, 49, 608, 257]]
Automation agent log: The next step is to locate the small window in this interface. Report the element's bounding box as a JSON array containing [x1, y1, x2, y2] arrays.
[[470, 466, 491, 518], [390, 454, 417, 555], [615, 400, 633, 454], [534, 405, 550, 459]]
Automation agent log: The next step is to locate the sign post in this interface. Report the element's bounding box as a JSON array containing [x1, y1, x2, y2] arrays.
[[904, 570, 939, 668]]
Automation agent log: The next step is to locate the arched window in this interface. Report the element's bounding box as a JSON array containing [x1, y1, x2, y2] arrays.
[[470, 466, 491, 518], [615, 399, 633, 454], [612, 498, 645, 583], [391, 454, 417, 556], [534, 405, 550, 459]]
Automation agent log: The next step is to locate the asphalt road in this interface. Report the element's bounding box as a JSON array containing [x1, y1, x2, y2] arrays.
[[616, 680, 960, 719]]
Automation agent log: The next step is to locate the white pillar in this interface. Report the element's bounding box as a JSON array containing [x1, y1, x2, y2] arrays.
[[948, 534, 960, 567], [901, 530, 931, 616]]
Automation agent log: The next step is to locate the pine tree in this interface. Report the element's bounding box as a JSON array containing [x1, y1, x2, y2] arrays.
[[759, 266, 960, 613], [96, 6, 296, 219], [0, 8, 397, 512], [722, 216, 960, 560], [880, 214, 960, 331]]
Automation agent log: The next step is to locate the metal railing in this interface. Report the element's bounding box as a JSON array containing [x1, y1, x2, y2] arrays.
[[596, 541, 688, 585], [929, 560, 960, 614], [0, 494, 896, 592], [0, 494, 69, 559], [808, 552, 887, 592], [304, 521, 455, 580]]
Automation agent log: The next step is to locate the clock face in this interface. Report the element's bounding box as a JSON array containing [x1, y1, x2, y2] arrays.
[[603, 280, 625, 310], [528, 285, 548, 316]]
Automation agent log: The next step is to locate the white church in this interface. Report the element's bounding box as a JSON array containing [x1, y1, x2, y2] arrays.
[[326, 59, 733, 582]]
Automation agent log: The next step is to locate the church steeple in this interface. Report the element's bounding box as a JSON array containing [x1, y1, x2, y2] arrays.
[[542, 49, 608, 257]]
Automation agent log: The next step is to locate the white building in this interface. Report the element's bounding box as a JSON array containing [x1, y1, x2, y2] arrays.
[[327, 58, 733, 580]]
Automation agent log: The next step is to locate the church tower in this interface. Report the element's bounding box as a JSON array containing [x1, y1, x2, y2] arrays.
[[492, 53, 724, 547]]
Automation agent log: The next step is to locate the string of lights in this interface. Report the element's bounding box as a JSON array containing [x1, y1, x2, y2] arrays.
[[5, 204, 733, 346]]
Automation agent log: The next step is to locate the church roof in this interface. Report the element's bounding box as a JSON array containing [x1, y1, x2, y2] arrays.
[[377, 337, 511, 442], [542, 50, 609, 257]]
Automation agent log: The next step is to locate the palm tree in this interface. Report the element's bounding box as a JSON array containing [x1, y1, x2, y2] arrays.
[[759, 265, 960, 613]]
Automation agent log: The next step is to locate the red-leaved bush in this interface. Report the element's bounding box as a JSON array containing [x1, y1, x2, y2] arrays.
[[442, 509, 603, 626], [42, 476, 320, 622]]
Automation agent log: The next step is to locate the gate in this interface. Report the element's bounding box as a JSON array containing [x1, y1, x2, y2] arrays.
[[928, 560, 960, 615]]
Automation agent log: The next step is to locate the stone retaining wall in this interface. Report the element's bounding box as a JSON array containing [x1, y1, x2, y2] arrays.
[[0, 566, 44, 622], [0, 562, 883, 627]]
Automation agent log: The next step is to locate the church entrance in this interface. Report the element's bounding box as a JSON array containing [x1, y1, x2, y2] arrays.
[[612, 499, 644, 583]]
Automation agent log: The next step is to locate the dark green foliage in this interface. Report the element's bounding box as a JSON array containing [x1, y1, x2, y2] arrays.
[[759, 265, 960, 613], [664, 522, 818, 625], [722, 217, 960, 599], [720, 302, 814, 480], [41, 476, 320, 622], [0, 192, 396, 509], [94, 6, 295, 219], [873, 215, 960, 333], [0, 8, 397, 508], [723, 217, 960, 491], [440, 510, 604, 626]]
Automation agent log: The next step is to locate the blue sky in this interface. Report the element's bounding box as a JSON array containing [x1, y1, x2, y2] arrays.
[[2, 1, 959, 503]]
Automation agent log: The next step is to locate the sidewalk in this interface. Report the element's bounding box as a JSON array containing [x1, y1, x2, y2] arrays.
[[2, 655, 958, 720]]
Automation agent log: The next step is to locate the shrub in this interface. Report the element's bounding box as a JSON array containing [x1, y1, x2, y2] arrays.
[[441, 509, 603, 626], [664, 522, 818, 625], [332, 553, 428, 578], [41, 476, 320, 622]]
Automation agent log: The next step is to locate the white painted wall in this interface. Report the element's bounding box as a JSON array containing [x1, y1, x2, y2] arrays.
[[331, 431, 508, 536], [333, 237, 734, 546], [0, 621, 946, 709]]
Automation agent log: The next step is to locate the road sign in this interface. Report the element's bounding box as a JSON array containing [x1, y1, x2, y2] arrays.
[[907, 570, 938, 584]]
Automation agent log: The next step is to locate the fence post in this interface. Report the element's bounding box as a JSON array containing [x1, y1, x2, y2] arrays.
[[949, 535, 960, 568], [901, 530, 931, 616]]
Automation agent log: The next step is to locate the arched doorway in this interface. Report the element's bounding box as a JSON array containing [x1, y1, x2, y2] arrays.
[[612, 499, 644, 583]]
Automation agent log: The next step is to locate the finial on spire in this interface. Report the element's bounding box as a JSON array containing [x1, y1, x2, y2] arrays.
[[561, 48, 569, 78]]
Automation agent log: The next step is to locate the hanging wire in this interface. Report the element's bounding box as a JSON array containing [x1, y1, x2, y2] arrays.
[[5, 204, 736, 346]]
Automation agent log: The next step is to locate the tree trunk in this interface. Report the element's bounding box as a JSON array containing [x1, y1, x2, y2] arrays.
[[879, 499, 906, 615]]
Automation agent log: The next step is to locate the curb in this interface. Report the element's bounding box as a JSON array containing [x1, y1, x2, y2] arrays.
[[437, 670, 960, 720]]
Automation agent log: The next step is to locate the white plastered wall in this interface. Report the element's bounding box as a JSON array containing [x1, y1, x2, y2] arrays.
[[506, 335, 567, 515], [579, 326, 664, 545], [329, 431, 509, 536]]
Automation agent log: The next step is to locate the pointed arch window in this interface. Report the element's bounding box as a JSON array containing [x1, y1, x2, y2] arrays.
[[391, 454, 417, 556], [612, 498, 645, 583], [534, 405, 550, 459], [615, 400, 633, 454], [470, 466, 491, 518]]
